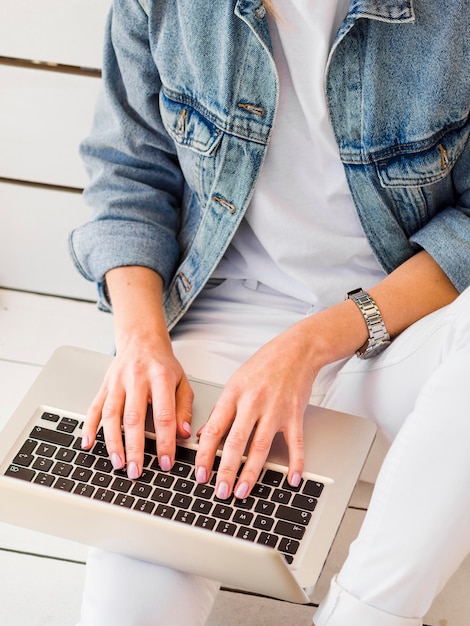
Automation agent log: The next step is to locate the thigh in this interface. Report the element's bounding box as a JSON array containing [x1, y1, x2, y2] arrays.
[[322, 290, 469, 439]]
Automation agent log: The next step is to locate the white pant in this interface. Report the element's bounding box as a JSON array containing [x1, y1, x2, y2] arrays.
[[79, 280, 470, 626]]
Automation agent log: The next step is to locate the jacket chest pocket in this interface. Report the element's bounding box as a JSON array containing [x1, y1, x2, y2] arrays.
[[374, 119, 469, 189], [160, 90, 223, 156]]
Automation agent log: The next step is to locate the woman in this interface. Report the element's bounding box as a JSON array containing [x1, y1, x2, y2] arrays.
[[70, 0, 470, 624]]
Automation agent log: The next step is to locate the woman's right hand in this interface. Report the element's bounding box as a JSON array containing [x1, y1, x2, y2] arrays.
[[80, 266, 194, 479]]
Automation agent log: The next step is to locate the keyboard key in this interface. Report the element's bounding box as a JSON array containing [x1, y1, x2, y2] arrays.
[[93, 488, 114, 502], [12, 440, 36, 467], [233, 510, 254, 525], [111, 477, 132, 493], [254, 515, 274, 532], [236, 526, 257, 542], [32, 457, 53, 472], [281, 477, 304, 492], [271, 489, 292, 504], [213, 504, 233, 520], [151, 487, 172, 504], [194, 484, 214, 499], [251, 483, 272, 499], [74, 483, 95, 497], [171, 493, 192, 510], [113, 494, 135, 508], [262, 469, 283, 487], [234, 496, 255, 510], [216, 521, 236, 536], [37, 443, 57, 458], [55, 447, 76, 463], [34, 472, 55, 487], [134, 499, 155, 514], [154, 473, 175, 489], [175, 446, 197, 465], [95, 458, 113, 473], [303, 480, 324, 498], [154, 504, 175, 519], [275, 505, 311, 526], [191, 499, 213, 515], [52, 462, 73, 477], [195, 516, 216, 530], [30, 426, 73, 448], [71, 467, 93, 482], [131, 482, 152, 498], [175, 510, 196, 525], [170, 462, 191, 478], [279, 537, 300, 556], [57, 418, 79, 434], [255, 500, 275, 516], [41, 412, 60, 422], [174, 478, 194, 494], [137, 469, 155, 484], [257, 532, 278, 548], [53, 478, 75, 492], [274, 520, 306, 541], [76, 452, 96, 468], [292, 494, 318, 512], [92, 473, 113, 488], [92, 442, 108, 457]]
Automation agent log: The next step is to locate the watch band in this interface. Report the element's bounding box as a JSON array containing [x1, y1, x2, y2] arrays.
[[346, 288, 391, 359]]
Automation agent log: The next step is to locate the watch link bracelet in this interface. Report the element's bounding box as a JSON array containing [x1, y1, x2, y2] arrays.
[[346, 288, 391, 359]]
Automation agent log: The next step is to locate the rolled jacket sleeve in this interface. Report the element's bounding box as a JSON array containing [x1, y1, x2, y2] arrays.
[[69, 0, 184, 305]]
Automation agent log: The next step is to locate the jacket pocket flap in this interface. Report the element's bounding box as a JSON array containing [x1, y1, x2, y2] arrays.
[[160, 91, 222, 156], [375, 120, 469, 188]]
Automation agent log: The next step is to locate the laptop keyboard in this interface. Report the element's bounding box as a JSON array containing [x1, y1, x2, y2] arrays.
[[3, 409, 330, 568]]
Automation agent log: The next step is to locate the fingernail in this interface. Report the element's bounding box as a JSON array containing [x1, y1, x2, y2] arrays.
[[216, 481, 230, 500], [182, 421, 192, 436], [127, 461, 139, 480], [81, 435, 90, 449], [235, 482, 249, 500], [111, 453, 124, 470], [291, 472, 302, 488], [160, 455, 172, 471], [196, 466, 207, 483]]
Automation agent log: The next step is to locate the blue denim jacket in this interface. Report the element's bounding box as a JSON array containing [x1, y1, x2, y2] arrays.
[[70, 0, 470, 329]]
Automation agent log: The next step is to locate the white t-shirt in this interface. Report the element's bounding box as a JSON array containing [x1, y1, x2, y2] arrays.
[[213, 0, 386, 310]]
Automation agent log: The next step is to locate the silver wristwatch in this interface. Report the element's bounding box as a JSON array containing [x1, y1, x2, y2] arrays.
[[346, 288, 391, 359]]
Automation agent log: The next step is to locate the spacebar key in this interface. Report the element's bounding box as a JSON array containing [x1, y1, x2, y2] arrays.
[[30, 426, 74, 447]]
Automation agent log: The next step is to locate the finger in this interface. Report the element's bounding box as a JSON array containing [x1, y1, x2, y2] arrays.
[[175, 376, 194, 438], [233, 424, 275, 500], [150, 372, 178, 471], [82, 386, 108, 450], [100, 388, 127, 472], [195, 395, 237, 490], [283, 418, 305, 488], [121, 386, 149, 480]]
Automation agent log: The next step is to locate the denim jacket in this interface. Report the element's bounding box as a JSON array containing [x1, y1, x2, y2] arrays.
[[70, 0, 470, 329]]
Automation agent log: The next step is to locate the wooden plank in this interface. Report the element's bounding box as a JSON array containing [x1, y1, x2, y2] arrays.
[[0, 183, 98, 300], [0, 66, 100, 187], [0, 0, 110, 69]]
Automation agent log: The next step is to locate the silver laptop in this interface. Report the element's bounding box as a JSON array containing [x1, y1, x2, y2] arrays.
[[0, 346, 376, 604]]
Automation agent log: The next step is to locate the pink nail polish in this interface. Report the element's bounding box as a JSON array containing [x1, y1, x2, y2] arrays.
[[81, 435, 90, 449], [291, 472, 302, 488], [127, 462, 139, 480], [216, 481, 230, 500], [182, 421, 192, 436], [196, 466, 207, 483], [235, 482, 249, 500], [111, 453, 123, 470], [160, 455, 172, 471]]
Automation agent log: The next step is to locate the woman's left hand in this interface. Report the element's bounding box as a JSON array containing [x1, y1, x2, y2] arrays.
[[194, 318, 320, 500]]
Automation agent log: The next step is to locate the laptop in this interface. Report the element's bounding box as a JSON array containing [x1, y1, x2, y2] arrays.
[[0, 345, 376, 604]]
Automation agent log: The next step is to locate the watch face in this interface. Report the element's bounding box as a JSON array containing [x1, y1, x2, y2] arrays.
[[358, 340, 391, 360]]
